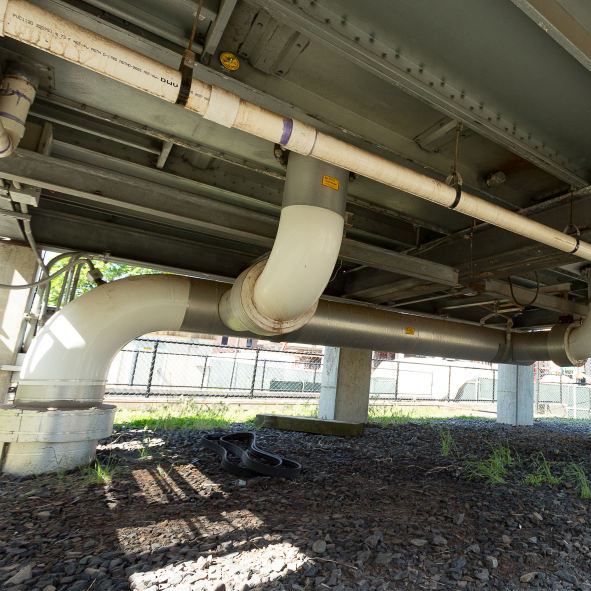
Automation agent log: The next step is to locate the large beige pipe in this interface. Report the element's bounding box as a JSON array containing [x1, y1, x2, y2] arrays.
[[1, 0, 590, 260]]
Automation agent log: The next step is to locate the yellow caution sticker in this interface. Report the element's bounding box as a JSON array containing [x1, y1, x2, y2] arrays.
[[219, 51, 240, 71], [322, 175, 340, 190], [405, 327, 415, 335]]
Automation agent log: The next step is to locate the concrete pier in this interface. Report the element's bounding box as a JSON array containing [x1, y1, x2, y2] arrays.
[[496, 363, 534, 426], [318, 347, 372, 423]]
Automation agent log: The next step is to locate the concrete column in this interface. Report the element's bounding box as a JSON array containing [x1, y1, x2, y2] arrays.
[[0, 242, 37, 404], [319, 347, 372, 423], [496, 363, 534, 426]]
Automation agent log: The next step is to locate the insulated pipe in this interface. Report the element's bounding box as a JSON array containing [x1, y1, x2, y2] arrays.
[[1, 0, 590, 260], [15, 274, 591, 411], [219, 153, 348, 335], [0, 61, 36, 157], [15, 274, 191, 407], [6, 272, 591, 473]]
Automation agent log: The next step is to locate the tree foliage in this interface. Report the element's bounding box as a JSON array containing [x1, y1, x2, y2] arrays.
[[47, 257, 158, 307]]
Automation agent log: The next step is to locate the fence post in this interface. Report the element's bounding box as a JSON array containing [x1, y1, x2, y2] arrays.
[[200, 355, 208, 391], [493, 368, 497, 402], [250, 349, 260, 398], [129, 349, 139, 386], [146, 341, 159, 396], [394, 361, 400, 400], [534, 369, 539, 414], [260, 360, 267, 394], [447, 366, 452, 401], [229, 347, 237, 390]]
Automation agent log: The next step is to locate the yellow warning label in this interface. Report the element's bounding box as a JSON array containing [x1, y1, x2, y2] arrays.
[[405, 327, 415, 335], [322, 175, 340, 190]]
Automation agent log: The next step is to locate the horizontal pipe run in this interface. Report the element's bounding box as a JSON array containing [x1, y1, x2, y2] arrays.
[[1, 0, 591, 260], [17, 274, 588, 411]]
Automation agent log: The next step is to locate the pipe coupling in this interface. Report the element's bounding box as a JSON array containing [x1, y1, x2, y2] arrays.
[[218, 260, 318, 336], [547, 322, 585, 367]]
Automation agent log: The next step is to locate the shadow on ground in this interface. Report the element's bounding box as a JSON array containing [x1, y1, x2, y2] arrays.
[[1, 418, 591, 590]]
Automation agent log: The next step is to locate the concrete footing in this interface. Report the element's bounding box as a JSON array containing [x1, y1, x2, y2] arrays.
[[318, 347, 372, 423], [0, 405, 116, 474], [496, 363, 534, 426]]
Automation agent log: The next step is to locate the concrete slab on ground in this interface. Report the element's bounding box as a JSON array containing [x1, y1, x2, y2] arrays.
[[255, 414, 365, 436]]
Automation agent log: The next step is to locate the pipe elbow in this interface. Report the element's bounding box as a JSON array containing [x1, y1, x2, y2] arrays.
[[219, 153, 348, 336], [16, 274, 191, 407]]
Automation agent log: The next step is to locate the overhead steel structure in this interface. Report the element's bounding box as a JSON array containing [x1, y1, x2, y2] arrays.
[[1, 0, 591, 472]]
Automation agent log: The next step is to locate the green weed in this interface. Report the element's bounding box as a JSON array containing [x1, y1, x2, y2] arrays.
[[439, 426, 459, 457], [467, 444, 514, 485], [83, 457, 120, 485], [566, 462, 591, 500], [115, 401, 238, 431], [367, 406, 422, 426], [523, 452, 562, 487]]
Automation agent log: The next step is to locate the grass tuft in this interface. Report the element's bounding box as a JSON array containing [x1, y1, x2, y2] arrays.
[[83, 457, 120, 485], [566, 462, 591, 500], [439, 426, 459, 457], [467, 444, 514, 485], [115, 401, 238, 431], [523, 452, 562, 487]]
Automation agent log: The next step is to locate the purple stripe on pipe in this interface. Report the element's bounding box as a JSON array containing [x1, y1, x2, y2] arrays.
[[307, 129, 318, 155], [0, 89, 33, 104], [0, 111, 25, 126], [0, 137, 12, 154], [280, 118, 293, 145]]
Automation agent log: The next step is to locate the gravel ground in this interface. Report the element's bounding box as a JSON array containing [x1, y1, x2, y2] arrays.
[[1, 418, 591, 591]]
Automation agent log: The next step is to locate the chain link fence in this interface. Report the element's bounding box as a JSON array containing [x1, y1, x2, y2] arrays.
[[104, 337, 591, 416], [106, 337, 497, 403]]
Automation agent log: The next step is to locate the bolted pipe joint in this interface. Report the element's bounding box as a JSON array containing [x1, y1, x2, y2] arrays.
[[0, 61, 37, 157], [219, 153, 349, 336], [219, 259, 319, 336]]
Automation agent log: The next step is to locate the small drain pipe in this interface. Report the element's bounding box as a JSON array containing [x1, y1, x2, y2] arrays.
[[1, 0, 590, 259], [0, 62, 36, 157], [219, 153, 348, 335]]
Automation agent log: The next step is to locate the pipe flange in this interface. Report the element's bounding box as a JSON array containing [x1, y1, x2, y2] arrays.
[[219, 260, 318, 336], [548, 322, 585, 367]]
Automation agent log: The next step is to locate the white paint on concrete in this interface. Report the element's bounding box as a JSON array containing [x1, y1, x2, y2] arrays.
[[319, 347, 372, 423], [496, 363, 534, 426]]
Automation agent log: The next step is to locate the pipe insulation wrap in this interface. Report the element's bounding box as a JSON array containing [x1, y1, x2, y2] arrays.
[[15, 274, 191, 407], [203, 85, 240, 128], [564, 316, 591, 365], [0, 65, 36, 156], [253, 205, 344, 320], [1, 0, 591, 259]]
